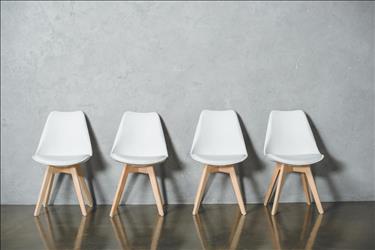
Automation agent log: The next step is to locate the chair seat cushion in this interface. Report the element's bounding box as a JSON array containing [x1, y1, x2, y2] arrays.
[[191, 153, 247, 166], [32, 154, 91, 166], [110, 153, 167, 165], [265, 153, 324, 165]]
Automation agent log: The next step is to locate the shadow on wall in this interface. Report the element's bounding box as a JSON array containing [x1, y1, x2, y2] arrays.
[[83, 117, 107, 206], [307, 115, 343, 206], [159, 118, 185, 207], [237, 114, 265, 205]]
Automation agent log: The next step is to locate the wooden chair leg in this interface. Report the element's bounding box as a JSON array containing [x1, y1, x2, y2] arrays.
[[271, 165, 286, 215], [71, 167, 87, 216], [147, 166, 165, 216], [301, 173, 311, 205], [192, 165, 210, 215], [77, 167, 93, 207], [304, 167, 324, 214], [264, 164, 281, 206], [228, 166, 247, 215], [78, 176, 93, 207], [34, 166, 53, 216], [42, 171, 55, 207], [110, 165, 129, 217]]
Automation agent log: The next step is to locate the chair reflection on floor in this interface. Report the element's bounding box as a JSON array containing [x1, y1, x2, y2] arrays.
[[34, 208, 91, 250], [193, 210, 246, 250], [264, 206, 323, 250], [110, 213, 164, 250]]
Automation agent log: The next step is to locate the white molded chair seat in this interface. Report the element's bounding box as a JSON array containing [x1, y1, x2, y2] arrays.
[[265, 153, 324, 166], [190, 110, 248, 167], [33, 111, 92, 167], [111, 153, 167, 165], [264, 110, 324, 165], [191, 153, 247, 166], [110, 111, 168, 165], [32, 154, 91, 166]]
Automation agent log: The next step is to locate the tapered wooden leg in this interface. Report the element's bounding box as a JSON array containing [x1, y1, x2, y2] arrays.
[[71, 167, 87, 216], [110, 165, 129, 217], [301, 173, 311, 205], [264, 164, 281, 206], [79, 176, 93, 207], [228, 166, 247, 215], [271, 165, 286, 215], [34, 166, 53, 216], [77, 167, 93, 207], [42, 171, 55, 207], [147, 166, 165, 216], [304, 167, 324, 214], [193, 165, 210, 215]]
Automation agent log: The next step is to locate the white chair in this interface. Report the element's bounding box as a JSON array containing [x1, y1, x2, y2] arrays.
[[33, 111, 93, 216], [109, 112, 168, 217], [191, 110, 248, 215], [263, 110, 324, 215]]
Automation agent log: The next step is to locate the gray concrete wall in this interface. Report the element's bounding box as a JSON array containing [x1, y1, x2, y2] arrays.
[[1, 1, 374, 205]]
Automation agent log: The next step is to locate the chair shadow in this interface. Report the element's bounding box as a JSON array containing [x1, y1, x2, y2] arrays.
[[306, 115, 343, 210], [83, 117, 107, 207], [158, 118, 185, 210], [236, 114, 265, 206]]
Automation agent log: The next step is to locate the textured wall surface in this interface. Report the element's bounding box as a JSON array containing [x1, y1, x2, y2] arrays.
[[1, 1, 374, 204]]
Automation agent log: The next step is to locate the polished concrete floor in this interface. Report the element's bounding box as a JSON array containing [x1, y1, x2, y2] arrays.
[[1, 202, 374, 250]]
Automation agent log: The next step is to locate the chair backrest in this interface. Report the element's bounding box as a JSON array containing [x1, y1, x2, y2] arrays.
[[191, 110, 247, 156], [264, 110, 321, 155], [111, 112, 168, 157], [35, 111, 92, 156]]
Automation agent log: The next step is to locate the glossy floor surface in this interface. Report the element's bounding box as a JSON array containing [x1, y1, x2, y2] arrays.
[[1, 203, 374, 249]]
